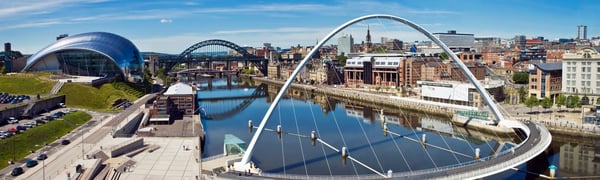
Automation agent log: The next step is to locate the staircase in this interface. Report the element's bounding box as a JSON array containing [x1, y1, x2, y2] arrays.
[[51, 81, 65, 94]]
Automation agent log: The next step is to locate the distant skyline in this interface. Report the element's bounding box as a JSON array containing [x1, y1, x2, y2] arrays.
[[1, 0, 599, 54]]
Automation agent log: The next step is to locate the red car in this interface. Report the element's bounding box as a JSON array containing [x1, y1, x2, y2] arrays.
[[7, 128, 17, 133]]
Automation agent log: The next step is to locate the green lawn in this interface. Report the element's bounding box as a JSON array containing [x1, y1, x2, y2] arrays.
[[0, 73, 54, 95], [59, 82, 142, 112], [0, 111, 92, 169]]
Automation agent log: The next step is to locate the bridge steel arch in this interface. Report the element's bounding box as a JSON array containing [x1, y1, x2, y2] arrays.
[[168, 39, 268, 74], [237, 14, 537, 178], [179, 39, 252, 58]]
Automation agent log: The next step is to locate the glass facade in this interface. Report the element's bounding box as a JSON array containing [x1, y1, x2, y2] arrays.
[[56, 50, 122, 76], [23, 32, 143, 82]]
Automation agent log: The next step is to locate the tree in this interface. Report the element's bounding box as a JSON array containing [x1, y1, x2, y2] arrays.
[[336, 55, 348, 67], [541, 96, 552, 110], [566, 95, 581, 111], [571, 95, 582, 109], [524, 96, 539, 113], [374, 47, 387, 53], [555, 94, 566, 111], [512, 72, 529, 84], [518, 86, 528, 103], [335, 54, 348, 67], [439, 52, 449, 60]]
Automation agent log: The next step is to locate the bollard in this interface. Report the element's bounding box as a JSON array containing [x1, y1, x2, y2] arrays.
[[383, 122, 388, 136], [248, 120, 253, 133], [422, 134, 426, 144], [277, 125, 282, 134], [341, 146, 348, 160], [277, 125, 282, 140], [475, 148, 480, 160], [387, 169, 393, 178], [549, 165, 557, 178], [311, 130, 316, 141]]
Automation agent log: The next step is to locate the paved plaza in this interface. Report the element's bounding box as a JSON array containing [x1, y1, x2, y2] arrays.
[[118, 137, 199, 180]]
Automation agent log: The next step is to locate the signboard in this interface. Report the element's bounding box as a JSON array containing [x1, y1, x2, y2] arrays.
[[455, 110, 489, 120]]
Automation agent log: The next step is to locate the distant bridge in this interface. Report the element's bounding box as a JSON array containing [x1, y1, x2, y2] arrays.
[[199, 84, 268, 120], [159, 39, 269, 75]]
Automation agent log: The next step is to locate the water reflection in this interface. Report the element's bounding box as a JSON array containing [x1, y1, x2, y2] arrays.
[[196, 77, 519, 176]]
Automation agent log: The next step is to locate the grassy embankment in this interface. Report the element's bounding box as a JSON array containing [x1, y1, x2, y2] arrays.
[[58, 81, 144, 112], [0, 111, 92, 169], [0, 73, 145, 112], [0, 73, 54, 95]]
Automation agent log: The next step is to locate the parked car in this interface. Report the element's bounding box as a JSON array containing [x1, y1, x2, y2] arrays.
[[25, 160, 38, 167], [16, 125, 28, 131], [37, 153, 48, 160], [52, 112, 64, 118], [61, 139, 70, 145], [11, 167, 23, 176], [3, 131, 14, 137], [43, 116, 55, 121], [35, 119, 46, 125], [7, 117, 18, 124], [7, 128, 18, 133], [21, 123, 34, 128]]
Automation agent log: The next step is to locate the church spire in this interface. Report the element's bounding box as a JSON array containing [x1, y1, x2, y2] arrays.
[[365, 25, 372, 53]]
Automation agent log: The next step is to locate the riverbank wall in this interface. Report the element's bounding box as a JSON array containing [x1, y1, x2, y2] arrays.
[[253, 77, 515, 136]]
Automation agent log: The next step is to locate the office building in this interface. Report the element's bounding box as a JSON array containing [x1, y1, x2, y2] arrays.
[[433, 30, 474, 51], [528, 62, 562, 100], [578, 25, 588, 40], [337, 34, 354, 55], [562, 47, 600, 105]]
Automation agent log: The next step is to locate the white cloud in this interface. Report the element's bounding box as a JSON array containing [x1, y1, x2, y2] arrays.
[[160, 18, 173, 23], [192, 3, 335, 13], [0, 19, 64, 31], [215, 27, 329, 35]]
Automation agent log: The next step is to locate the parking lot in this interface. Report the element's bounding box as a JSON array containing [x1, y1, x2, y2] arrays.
[[0, 92, 31, 105], [0, 108, 76, 141]]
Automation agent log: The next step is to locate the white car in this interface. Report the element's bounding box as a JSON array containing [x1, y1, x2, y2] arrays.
[[7, 117, 19, 124]]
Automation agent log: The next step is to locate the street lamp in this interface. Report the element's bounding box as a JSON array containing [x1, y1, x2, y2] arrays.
[[81, 129, 84, 159]]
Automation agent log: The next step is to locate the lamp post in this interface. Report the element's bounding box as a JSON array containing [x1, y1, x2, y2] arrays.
[[81, 130, 84, 159], [43, 158, 46, 180]]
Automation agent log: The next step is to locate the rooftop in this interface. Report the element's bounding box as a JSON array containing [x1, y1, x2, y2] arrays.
[[534, 62, 562, 71], [164, 83, 194, 95]]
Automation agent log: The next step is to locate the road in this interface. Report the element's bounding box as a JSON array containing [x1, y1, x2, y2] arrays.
[[1, 93, 156, 179], [0, 110, 107, 180]]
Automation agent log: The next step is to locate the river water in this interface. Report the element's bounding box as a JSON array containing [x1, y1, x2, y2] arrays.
[[195, 77, 600, 179]]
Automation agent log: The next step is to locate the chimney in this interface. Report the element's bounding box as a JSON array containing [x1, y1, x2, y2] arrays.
[[4, 43, 11, 60]]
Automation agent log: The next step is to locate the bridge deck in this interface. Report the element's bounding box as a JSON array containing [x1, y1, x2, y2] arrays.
[[392, 121, 551, 179]]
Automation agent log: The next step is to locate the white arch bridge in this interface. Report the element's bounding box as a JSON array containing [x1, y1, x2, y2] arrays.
[[229, 14, 551, 179]]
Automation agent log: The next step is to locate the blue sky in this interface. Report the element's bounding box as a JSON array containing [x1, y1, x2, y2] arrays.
[[1, 0, 599, 54]]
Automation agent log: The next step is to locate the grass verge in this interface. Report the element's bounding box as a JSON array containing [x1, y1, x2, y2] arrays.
[[0, 111, 92, 169], [0, 73, 54, 95]]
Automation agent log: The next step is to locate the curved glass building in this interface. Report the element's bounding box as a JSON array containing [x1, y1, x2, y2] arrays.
[[23, 32, 143, 82]]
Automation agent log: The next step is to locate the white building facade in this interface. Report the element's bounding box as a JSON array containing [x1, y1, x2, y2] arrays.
[[562, 47, 600, 104]]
